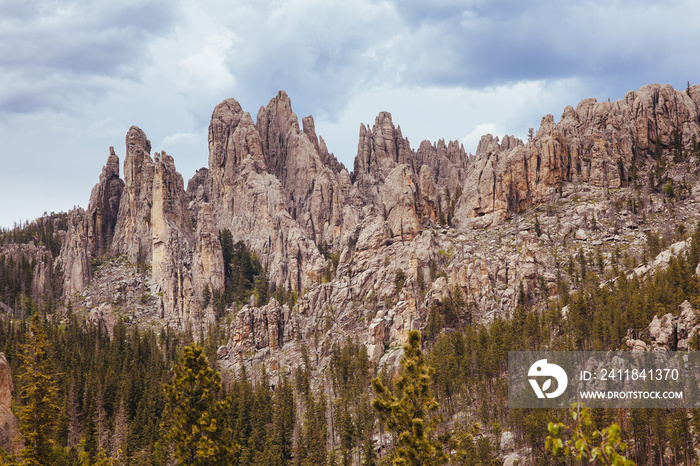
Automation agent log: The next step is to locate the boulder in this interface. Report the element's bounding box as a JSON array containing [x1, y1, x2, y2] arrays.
[[0, 353, 20, 454]]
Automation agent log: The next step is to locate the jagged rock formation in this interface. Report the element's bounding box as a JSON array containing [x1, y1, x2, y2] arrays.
[[57, 129, 206, 324], [353, 112, 470, 238], [229, 299, 290, 354], [192, 203, 225, 301], [86, 148, 124, 259], [151, 151, 200, 321], [205, 94, 334, 292], [110, 127, 154, 264], [0, 353, 20, 454], [37, 82, 700, 368], [56, 212, 91, 298], [457, 83, 700, 227]]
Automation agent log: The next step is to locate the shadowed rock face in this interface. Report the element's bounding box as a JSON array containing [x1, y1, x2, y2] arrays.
[[87, 148, 124, 259]]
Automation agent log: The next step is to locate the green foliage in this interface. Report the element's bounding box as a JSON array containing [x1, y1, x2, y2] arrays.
[[0, 213, 68, 257], [16, 314, 60, 466], [202, 284, 211, 309], [219, 230, 269, 308], [416, 268, 426, 299], [372, 330, 448, 465], [663, 179, 675, 198], [162, 343, 235, 465], [394, 269, 406, 293], [546, 403, 634, 465]]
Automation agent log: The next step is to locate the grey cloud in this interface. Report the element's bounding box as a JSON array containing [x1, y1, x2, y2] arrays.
[[220, 3, 400, 123], [0, 0, 177, 114], [390, 0, 700, 94]]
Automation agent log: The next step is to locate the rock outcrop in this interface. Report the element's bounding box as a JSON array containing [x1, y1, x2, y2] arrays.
[[57, 127, 209, 324], [353, 111, 470, 236], [0, 353, 20, 455], [206, 96, 330, 292], [256, 91, 354, 246], [192, 203, 225, 300], [86, 148, 124, 259], [151, 151, 200, 321], [110, 127, 155, 265], [626, 300, 700, 351], [457, 84, 700, 227], [56, 212, 91, 298], [229, 299, 290, 354], [39, 83, 700, 371]]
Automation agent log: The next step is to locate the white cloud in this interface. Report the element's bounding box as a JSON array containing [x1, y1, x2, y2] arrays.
[[176, 33, 236, 97], [462, 123, 500, 153]]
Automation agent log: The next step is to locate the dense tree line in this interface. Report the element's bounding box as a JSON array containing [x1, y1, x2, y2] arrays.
[[0, 213, 68, 257], [4, 188, 700, 463], [216, 229, 270, 314]]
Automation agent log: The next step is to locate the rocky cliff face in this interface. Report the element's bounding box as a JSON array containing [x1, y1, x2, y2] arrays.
[[41, 83, 700, 372], [110, 127, 155, 265], [56, 212, 91, 298], [205, 95, 334, 292], [353, 112, 470, 239], [256, 92, 354, 246], [0, 353, 20, 455], [56, 128, 208, 324], [86, 148, 124, 259], [151, 151, 200, 321], [456, 84, 700, 227]]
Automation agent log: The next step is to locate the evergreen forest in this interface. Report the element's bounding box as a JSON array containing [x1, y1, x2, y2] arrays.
[[1, 219, 700, 465]]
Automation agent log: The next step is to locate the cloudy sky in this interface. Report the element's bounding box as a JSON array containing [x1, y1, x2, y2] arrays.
[[1, 0, 699, 228]]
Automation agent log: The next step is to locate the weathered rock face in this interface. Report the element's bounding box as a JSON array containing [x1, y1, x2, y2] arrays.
[[353, 111, 470, 233], [382, 165, 422, 239], [88, 302, 117, 339], [43, 83, 700, 378], [625, 301, 700, 351], [354, 112, 413, 186], [414, 138, 471, 193], [256, 91, 353, 245], [57, 128, 209, 324], [457, 84, 700, 226], [151, 151, 200, 322], [110, 127, 155, 264], [0, 353, 20, 454], [192, 203, 225, 299], [56, 212, 91, 298], [229, 299, 290, 354], [206, 96, 332, 292], [185, 167, 210, 224], [86, 148, 124, 259], [56, 148, 123, 303]]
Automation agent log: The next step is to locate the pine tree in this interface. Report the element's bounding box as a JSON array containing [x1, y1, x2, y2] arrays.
[[110, 398, 128, 464], [268, 377, 294, 465], [162, 343, 235, 465], [94, 382, 109, 454], [371, 330, 447, 465], [16, 314, 60, 466], [67, 379, 81, 450]]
